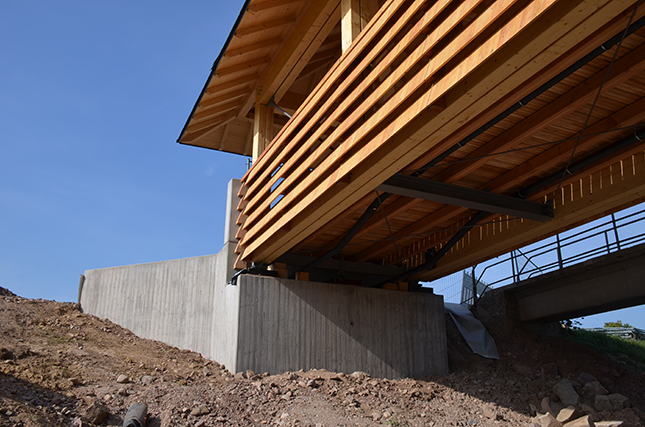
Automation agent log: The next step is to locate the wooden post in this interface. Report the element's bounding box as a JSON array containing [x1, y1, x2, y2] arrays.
[[342, 0, 361, 53], [252, 99, 274, 161], [342, 0, 377, 53]]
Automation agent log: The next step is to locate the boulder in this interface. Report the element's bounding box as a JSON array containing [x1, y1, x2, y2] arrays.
[[557, 407, 584, 424], [81, 401, 109, 425], [595, 394, 629, 412], [563, 415, 594, 427], [542, 397, 564, 417], [553, 379, 580, 406], [533, 413, 562, 427], [577, 373, 598, 386]]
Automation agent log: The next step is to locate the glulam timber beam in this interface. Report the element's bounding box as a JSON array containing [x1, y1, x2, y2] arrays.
[[352, 96, 645, 263], [376, 175, 553, 222], [243, 0, 341, 114], [253, 101, 274, 161], [342, 0, 378, 52], [330, 6, 645, 252], [237, 0, 637, 267]]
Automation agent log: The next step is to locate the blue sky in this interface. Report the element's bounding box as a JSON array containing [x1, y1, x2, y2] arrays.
[[1, 1, 247, 302], [1, 2, 642, 328]]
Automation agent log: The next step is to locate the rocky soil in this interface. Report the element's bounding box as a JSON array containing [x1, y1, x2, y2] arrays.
[[1, 286, 644, 427]]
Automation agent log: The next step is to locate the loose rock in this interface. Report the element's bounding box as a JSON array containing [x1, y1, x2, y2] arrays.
[[81, 400, 109, 424], [553, 379, 580, 406]]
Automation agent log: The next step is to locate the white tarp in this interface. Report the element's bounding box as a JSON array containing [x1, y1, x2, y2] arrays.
[[445, 302, 500, 359]]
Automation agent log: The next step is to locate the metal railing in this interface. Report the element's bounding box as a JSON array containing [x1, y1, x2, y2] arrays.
[[470, 205, 645, 294]]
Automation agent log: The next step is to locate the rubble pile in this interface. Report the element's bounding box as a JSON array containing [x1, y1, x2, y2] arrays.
[[0, 288, 643, 426]]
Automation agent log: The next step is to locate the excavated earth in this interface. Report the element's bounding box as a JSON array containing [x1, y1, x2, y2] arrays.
[[0, 286, 644, 427]]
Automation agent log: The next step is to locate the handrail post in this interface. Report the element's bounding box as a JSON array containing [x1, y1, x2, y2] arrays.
[[510, 250, 517, 283], [611, 213, 621, 251], [556, 234, 564, 270]]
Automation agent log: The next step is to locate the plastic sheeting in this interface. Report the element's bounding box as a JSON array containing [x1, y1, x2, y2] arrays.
[[445, 303, 499, 359]]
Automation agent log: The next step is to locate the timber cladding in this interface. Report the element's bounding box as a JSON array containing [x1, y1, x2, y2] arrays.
[[232, 0, 645, 280]]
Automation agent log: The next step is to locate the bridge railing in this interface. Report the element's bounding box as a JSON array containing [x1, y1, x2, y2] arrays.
[[468, 205, 645, 295]]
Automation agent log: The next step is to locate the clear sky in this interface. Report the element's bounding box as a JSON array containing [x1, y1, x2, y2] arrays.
[[1, 1, 247, 302], [1, 2, 642, 329]]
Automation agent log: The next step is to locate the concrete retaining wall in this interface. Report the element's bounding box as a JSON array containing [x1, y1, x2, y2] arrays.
[[79, 179, 448, 378], [79, 243, 241, 370]]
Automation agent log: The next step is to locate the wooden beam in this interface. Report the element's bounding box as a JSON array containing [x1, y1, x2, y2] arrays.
[[342, 0, 378, 52], [199, 88, 249, 109], [235, 16, 297, 38], [253, 100, 274, 161], [214, 57, 270, 78], [342, 0, 361, 53], [192, 100, 241, 121], [241, 0, 632, 264], [206, 74, 259, 95], [248, 0, 297, 14], [225, 37, 283, 57], [248, 0, 342, 110]]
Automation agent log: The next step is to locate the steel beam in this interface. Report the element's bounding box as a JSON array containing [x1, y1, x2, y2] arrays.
[[376, 175, 553, 222]]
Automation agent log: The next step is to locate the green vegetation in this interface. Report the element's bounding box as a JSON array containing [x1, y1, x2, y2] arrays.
[[563, 328, 645, 371], [604, 320, 633, 328]]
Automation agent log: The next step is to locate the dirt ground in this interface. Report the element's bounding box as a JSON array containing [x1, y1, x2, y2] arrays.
[[1, 286, 644, 427]]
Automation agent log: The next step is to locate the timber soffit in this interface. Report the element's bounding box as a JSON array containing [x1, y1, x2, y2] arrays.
[[233, 0, 645, 280], [177, 0, 316, 156]]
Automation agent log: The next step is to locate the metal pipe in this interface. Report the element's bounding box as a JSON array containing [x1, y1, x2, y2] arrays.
[[123, 403, 147, 427]]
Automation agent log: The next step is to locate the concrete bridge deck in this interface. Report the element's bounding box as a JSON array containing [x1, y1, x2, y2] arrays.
[[498, 243, 645, 322]]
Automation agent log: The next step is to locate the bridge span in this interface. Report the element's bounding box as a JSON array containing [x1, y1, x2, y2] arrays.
[[498, 243, 645, 323]]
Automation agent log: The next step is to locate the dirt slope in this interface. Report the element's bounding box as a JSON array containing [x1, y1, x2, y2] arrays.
[[0, 287, 643, 427]]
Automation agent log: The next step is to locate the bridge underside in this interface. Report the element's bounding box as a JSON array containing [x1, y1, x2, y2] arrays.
[[180, 0, 645, 287], [502, 243, 645, 322]]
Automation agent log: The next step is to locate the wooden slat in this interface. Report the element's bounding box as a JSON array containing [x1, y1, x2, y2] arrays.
[[243, 0, 466, 207], [235, 16, 297, 38], [206, 74, 259, 95], [243, 0, 630, 263], [346, 7, 645, 243], [225, 37, 283, 57], [242, 0, 514, 230], [421, 152, 645, 281], [429, 42, 645, 185], [242, 0, 414, 180], [215, 57, 270, 77]]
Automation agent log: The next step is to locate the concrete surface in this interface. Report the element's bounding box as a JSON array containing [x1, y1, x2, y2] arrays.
[[236, 275, 448, 378], [79, 178, 449, 378], [502, 243, 645, 322], [80, 243, 241, 370]]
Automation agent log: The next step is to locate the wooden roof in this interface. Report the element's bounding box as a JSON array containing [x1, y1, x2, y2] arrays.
[[181, 0, 645, 286], [178, 0, 344, 156]]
